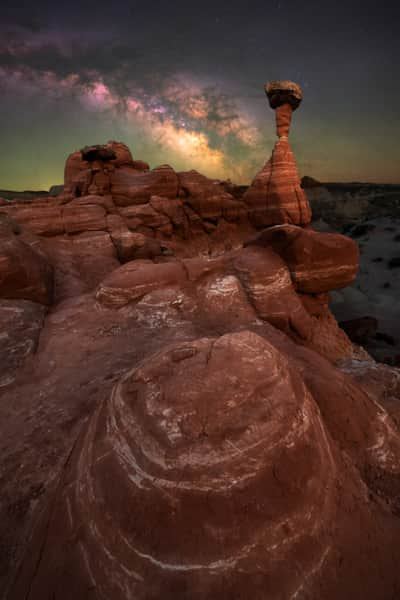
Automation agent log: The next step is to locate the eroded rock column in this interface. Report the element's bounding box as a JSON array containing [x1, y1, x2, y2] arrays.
[[244, 80, 312, 228]]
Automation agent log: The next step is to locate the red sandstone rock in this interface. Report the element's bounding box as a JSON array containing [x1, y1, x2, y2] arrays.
[[106, 140, 134, 167], [298, 291, 329, 316], [220, 197, 248, 223], [118, 203, 171, 230], [111, 165, 179, 206], [62, 149, 87, 199], [178, 169, 222, 198], [244, 80, 311, 228], [96, 259, 187, 307], [0, 299, 46, 388], [61, 142, 134, 200], [177, 171, 242, 223], [245, 224, 359, 293], [187, 194, 224, 221], [10, 330, 400, 600], [109, 225, 163, 262], [0, 227, 53, 304], [62, 204, 107, 234], [232, 245, 313, 339], [196, 272, 257, 328], [66, 194, 116, 212], [243, 139, 312, 227], [0, 202, 64, 236], [6, 132, 400, 600], [275, 102, 293, 137], [131, 159, 150, 171], [304, 306, 361, 362], [94, 246, 315, 344], [39, 232, 119, 301], [149, 196, 189, 231]]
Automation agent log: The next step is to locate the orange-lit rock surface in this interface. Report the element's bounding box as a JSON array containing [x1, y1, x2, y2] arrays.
[[244, 80, 312, 228]]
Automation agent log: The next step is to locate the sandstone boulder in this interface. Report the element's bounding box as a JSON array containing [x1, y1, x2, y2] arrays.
[[232, 245, 312, 339], [245, 224, 359, 293]]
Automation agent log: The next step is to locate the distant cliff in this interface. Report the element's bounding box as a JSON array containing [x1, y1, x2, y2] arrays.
[[300, 178, 400, 226], [0, 185, 63, 202]]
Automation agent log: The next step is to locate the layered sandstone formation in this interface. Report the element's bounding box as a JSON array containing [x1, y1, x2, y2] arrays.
[[245, 224, 359, 293], [0, 213, 53, 305], [9, 329, 400, 599], [2, 84, 400, 600], [0, 142, 256, 303], [243, 80, 312, 227]]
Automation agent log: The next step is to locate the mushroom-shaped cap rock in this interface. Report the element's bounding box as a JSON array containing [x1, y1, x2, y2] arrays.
[[265, 80, 303, 110]]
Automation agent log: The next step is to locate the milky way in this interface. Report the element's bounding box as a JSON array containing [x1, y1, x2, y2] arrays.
[[0, 0, 399, 189]]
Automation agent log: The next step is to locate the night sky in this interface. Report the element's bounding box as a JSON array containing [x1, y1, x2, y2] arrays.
[[1, 0, 399, 190]]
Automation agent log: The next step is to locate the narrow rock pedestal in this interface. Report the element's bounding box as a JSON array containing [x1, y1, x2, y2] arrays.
[[244, 80, 312, 228]]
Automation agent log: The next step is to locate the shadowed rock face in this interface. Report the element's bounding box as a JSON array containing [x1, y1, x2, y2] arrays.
[[0, 217, 53, 305], [245, 225, 359, 293], [0, 299, 46, 388], [81, 145, 117, 162]]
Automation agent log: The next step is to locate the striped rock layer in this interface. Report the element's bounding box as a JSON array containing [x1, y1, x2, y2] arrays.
[[245, 224, 360, 293], [243, 138, 312, 228], [11, 330, 400, 600]]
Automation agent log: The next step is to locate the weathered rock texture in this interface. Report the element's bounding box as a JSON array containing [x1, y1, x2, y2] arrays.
[[244, 80, 311, 228], [0, 299, 46, 388], [0, 215, 53, 304], [3, 129, 400, 600], [245, 224, 359, 293], [9, 330, 400, 599]]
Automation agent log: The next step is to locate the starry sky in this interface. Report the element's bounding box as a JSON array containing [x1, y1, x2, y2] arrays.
[[1, 0, 399, 190]]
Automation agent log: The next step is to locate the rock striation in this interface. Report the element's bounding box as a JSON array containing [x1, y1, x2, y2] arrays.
[[10, 330, 400, 599], [244, 80, 312, 228], [245, 224, 359, 293]]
